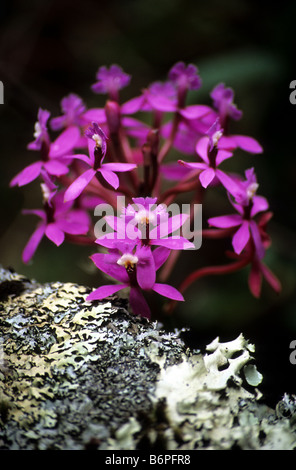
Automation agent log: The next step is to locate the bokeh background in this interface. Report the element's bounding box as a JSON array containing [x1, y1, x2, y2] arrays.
[[1, 0, 296, 405]]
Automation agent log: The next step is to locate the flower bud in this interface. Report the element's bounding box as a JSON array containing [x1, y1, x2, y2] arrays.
[[105, 100, 121, 134]]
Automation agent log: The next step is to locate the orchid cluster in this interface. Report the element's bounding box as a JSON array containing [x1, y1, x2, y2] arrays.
[[10, 62, 281, 319]]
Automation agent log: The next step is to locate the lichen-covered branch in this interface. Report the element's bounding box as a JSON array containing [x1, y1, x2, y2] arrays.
[[0, 267, 295, 450]]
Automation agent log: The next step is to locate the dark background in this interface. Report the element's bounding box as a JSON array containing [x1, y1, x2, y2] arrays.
[[1, 0, 296, 405]]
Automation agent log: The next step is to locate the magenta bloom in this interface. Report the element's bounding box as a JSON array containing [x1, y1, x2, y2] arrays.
[[86, 241, 184, 318], [10, 108, 80, 187], [50, 93, 87, 131], [91, 65, 131, 101], [210, 83, 242, 124], [207, 84, 263, 153], [197, 132, 263, 156], [22, 189, 90, 263], [196, 122, 263, 156], [27, 108, 51, 151], [168, 61, 202, 92], [208, 168, 269, 259], [64, 122, 137, 201], [97, 197, 194, 251], [178, 119, 238, 193]]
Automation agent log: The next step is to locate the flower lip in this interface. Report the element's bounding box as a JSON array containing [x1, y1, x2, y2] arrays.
[[246, 182, 259, 201], [28, 108, 51, 152], [117, 253, 139, 270], [212, 129, 223, 147], [124, 199, 168, 229], [92, 133, 103, 148], [207, 118, 224, 151], [85, 122, 108, 157], [33, 122, 42, 139], [233, 168, 260, 206], [135, 209, 156, 226]]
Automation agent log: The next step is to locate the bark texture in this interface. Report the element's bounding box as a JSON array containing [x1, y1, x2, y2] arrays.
[[0, 267, 296, 450]]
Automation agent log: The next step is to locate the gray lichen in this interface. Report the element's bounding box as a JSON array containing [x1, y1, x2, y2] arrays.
[[0, 267, 295, 450]]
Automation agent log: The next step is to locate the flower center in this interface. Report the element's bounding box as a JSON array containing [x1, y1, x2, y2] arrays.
[[92, 133, 103, 148], [41, 183, 51, 203], [117, 253, 139, 272], [246, 182, 259, 200], [135, 209, 155, 226], [33, 122, 42, 139], [212, 130, 223, 147]]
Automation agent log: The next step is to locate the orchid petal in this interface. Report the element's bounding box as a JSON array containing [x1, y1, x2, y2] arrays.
[[45, 223, 65, 246], [104, 215, 133, 240], [208, 214, 242, 228], [87, 138, 97, 166], [232, 221, 250, 254], [99, 168, 119, 189], [102, 162, 137, 172], [44, 160, 69, 176], [217, 135, 237, 150], [62, 153, 92, 165], [195, 136, 210, 162], [215, 169, 239, 195], [105, 215, 124, 230], [56, 213, 89, 235], [82, 108, 106, 124], [49, 126, 80, 157], [251, 195, 269, 217], [129, 287, 151, 319], [151, 246, 171, 270], [64, 168, 96, 202], [10, 161, 42, 187], [249, 220, 265, 260], [90, 253, 129, 283], [150, 213, 189, 239], [152, 283, 184, 301], [248, 261, 262, 298], [178, 160, 207, 171], [147, 94, 177, 112], [22, 223, 46, 263], [160, 163, 193, 180], [151, 237, 194, 250], [22, 209, 47, 221], [216, 149, 233, 165], [136, 246, 156, 290], [179, 105, 213, 120], [95, 235, 124, 249], [260, 262, 282, 294], [199, 168, 216, 188], [233, 135, 263, 154], [86, 283, 128, 301], [121, 96, 146, 114]]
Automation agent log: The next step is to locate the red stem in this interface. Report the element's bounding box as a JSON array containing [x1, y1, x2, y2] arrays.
[[158, 113, 181, 164], [65, 234, 96, 245], [164, 252, 252, 315], [180, 254, 252, 294], [159, 178, 199, 205]]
